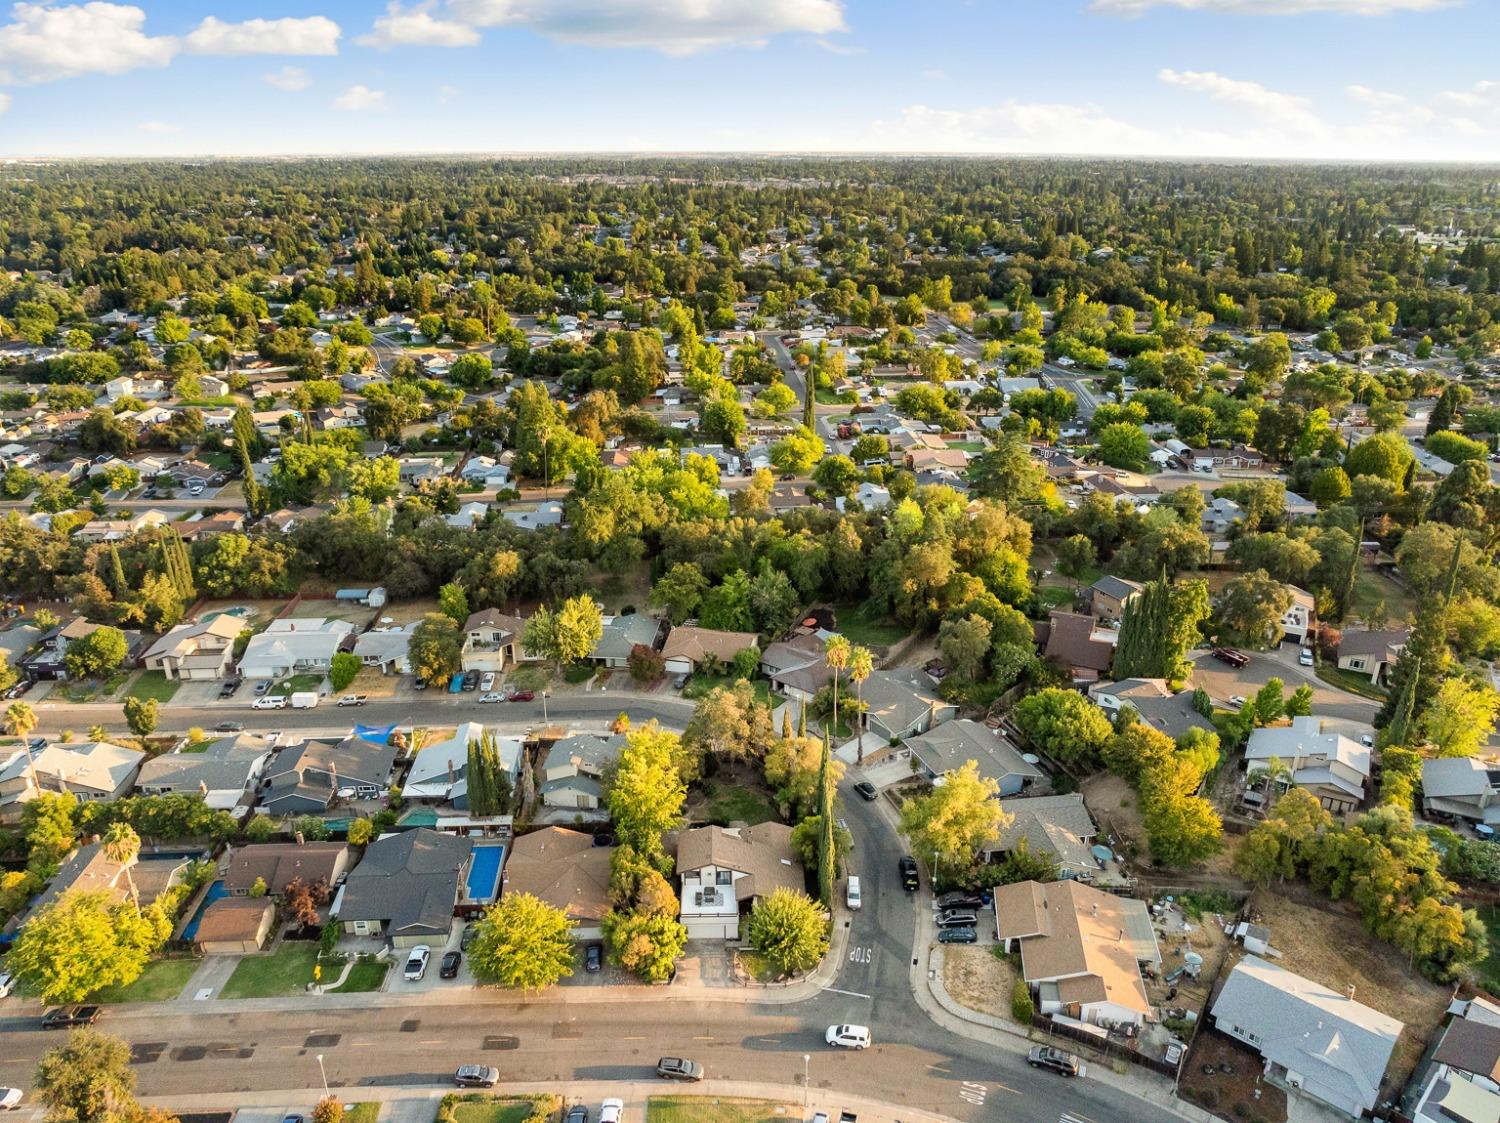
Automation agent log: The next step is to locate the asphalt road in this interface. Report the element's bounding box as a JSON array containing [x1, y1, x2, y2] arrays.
[[1189, 644, 1379, 729], [760, 331, 808, 415]]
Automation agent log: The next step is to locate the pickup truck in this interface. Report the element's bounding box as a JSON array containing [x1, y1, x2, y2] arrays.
[[337, 694, 368, 707], [1209, 647, 1250, 669], [42, 1005, 101, 1030]]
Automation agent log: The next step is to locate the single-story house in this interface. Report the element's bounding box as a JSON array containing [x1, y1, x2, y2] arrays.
[[224, 841, 353, 897], [1245, 716, 1368, 814], [353, 629, 411, 675], [540, 733, 625, 810], [0, 740, 145, 824], [660, 626, 759, 676], [904, 719, 1042, 797], [588, 613, 663, 669], [994, 879, 1160, 1028], [195, 896, 276, 955], [501, 826, 612, 941], [141, 614, 244, 681], [1202, 497, 1244, 535], [333, 828, 473, 948], [1211, 955, 1402, 1119], [760, 634, 833, 702], [985, 794, 1099, 879], [1336, 628, 1410, 687], [1039, 611, 1116, 683], [676, 822, 805, 940], [860, 668, 955, 741], [134, 733, 272, 812], [238, 618, 355, 680], [1422, 756, 1500, 826], [502, 500, 564, 530], [1407, 1004, 1500, 1123], [1088, 679, 1217, 741], [260, 735, 398, 816]]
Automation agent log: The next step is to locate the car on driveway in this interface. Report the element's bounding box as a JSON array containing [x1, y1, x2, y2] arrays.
[[585, 943, 603, 973], [0, 1089, 22, 1111], [41, 1005, 101, 1029], [440, 950, 462, 979], [453, 1065, 499, 1088], [1299, 648, 1314, 666], [599, 1100, 623, 1123], [936, 891, 987, 911], [1027, 1045, 1085, 1077], [460, 924, 477, 951], [937, 909, 977, 929], [853, 781, 877, 802], [938, 926, 977, 944], [564, 1107, 589, 1123], [899, 855, 920, 891], [403, 945, 431, 981], [1229, 695, 1248, 710], [218, 679, 241, 699], [671, 673, 689, 690], [254, 681, 271, 696], [655, 1057, 703, 1081], [825, 1024, 871, 1049]]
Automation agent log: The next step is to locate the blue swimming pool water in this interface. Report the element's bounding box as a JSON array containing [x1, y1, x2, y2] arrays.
[[181, 880, 229, 940], [466, 843, 505, 903]]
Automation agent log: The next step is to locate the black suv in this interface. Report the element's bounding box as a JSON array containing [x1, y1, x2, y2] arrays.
[[937, 891, 986, 911], [42, 1005, 101, 1030], [853, 781, 878, 802], [1027, 1046, 1085, 1077], [440, 950, 462, 979], [899, 855, 920, 892]]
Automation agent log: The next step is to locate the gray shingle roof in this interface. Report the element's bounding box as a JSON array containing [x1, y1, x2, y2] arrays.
[[335, 828, 472, 936]]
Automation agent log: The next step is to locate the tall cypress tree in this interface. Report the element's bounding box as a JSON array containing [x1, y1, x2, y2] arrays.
[[1377, 543, 1460, 728], [816, 732, 835, 907]]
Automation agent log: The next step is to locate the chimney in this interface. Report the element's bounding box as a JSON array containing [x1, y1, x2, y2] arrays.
[[448, 759, 456, 784]]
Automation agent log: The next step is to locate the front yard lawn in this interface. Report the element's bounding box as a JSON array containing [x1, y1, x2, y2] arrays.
[[329, 957, 390, 993], [219, 942, 320, 999], [682, 673, 772, 706], [270, 673, 325, 696], [451, 1102, 537, 1123], [54, 671, 129, 703], [563, 663, 595, 684], [343, 1106, 379, 1123], [91, 957, 198, 1003], [691, 776, 781, 827], [647, 1097, 796, 1123], [1476, 907, 1500, 995], [835, 601, 908, 647], [125, 670, 180, 704]]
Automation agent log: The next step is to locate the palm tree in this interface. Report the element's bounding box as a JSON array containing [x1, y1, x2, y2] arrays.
[[5, 701, 40, 795], [101, 822, 141, 908], [848, 646, 873, 763], [824, 635, 851, 740]]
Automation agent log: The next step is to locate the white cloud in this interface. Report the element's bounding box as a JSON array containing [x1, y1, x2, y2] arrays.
[[333, 83, 386, 111], [183, 15, 340, 56], [812, 37, 861, 54], [139, 119, 179, 133], [1158, 67, 1322, 132], [0, 2, 175, 84], [264, 65, 311, 92], [437, 83, 460, 103], [446, 0, 845, 54], [358, 2, 479, 49], [0, 91, 9, 113], [1093, 0, 1454, 14], [1438, 80, 1500, 112], [875, 101, 1174, 155], [1346, 83, 1406, 108]]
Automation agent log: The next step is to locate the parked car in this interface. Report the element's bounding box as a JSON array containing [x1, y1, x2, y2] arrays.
[[460, 923, 477, 951], [281, 1114, 304, 1123], [337, 694, 368, 707], [440, 951, 462, 979], [584, 943, 603, 973], [937, 909, 977, 929], [825, 1024, 871, 1050], [564, 1108, 589, 1123], [938, 926, 977, 944], [671, 673, 689, 690], [1299, 648, 1314, 666], [479, 692, 505, 703], [0, 972, 13, 998], [1027, 1046, 1085, 1077], [41, 1006, 101, 1029], [403, 945, 431, 981], [599, 1100, 623, 1123], [480, 672, 495, 692], [253, 695, 286, 710], [1229, 695, 1248, 710], [846, 876, 861, 911], [0, 1089, 22, 1111], [899, 855, 920, 891], [1210, 647, 1250, 668], [461, 671, 480, 691], [655, 1057, 703, 1081], [214, 721, 243, 733], [254, 681, 272, 696], [506, 689, 534, 702], [853, 781, 878, 802], [453, 1065, 499, 1088], [937, 891, 987, 911], [218, 679, 241, 699]]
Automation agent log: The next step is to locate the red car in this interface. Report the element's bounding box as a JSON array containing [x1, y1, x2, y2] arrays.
[[505, 689, 535, 702]]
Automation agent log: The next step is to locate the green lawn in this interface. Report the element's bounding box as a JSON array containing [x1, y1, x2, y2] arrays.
[[343, 1106, 379, 1123], [270, 673, 324, 696], [647, 1097, 796, 1123], [1351, 566, 1418, 625], [835, 601, 909, 647], [125, 670, 181, 704], [219, 942, 320, 999], [682, 673, 772, 706], [452, 1103, 536, 1123], [696, 780, 780, 826], [1478, 908, 1500, 994], [563, 663, 595, 684], [329, 957, 390, 993], [54, 671, 129, 703], [1036, 586, 1076, 609], [945, 440, 987, 453], [1315, 665, 1388, 701], [504, 665, 551, 691], [91, 957, 198, 1003]]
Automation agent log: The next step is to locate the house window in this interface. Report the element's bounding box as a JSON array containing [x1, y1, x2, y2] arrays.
[[716, 870, 733, 886]]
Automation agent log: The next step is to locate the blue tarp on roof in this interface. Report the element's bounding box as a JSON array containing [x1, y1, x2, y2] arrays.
[[353, 723, 397, 745]]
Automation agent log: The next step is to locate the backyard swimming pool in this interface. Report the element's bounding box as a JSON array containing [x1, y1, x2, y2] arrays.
[[465, 843, 505, 905], [180, 880, 229, 941]]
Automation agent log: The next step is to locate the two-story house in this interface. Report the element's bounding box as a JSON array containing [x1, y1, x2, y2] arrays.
[[1087, 575, 1143, 624], [539, 733, 625, 810], [675, 822, 805, 939], [238, 618, 355, 680], [1245, 715, 1369, 813], [1422, 757, 1500, 827], [1281, 585, 1316, 646], [260, 735, 398, 816], [0, 740, 145, 824], [1336, 628, 1410, 686], [141, 614, 245, 681], [460, 609, 529, 673]]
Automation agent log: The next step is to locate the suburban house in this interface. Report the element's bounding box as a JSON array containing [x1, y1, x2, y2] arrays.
[[1088, 575, 1143, 624], [194, 897, 276, 955], [1336, 628, 1410, 686], [994, 879, 1161, 1028], [1211, 955, 1402, 1118], [17, 839, 190, 927], [141, 614, 244, 680], [259, 735, 398, 816], [333, 828, 473, 948], [1421, 757, 1500, 826], [1245, 716, 1369, 813], [1406, 1003, 1500, 1123], [904, 719, 1042, 796], [460, 608, 530, 673], [1281, 585, 1317, 646], [1088, 679, 1217, 741], [588, 613, 663, 669], [1202, 497, 1244, 535], [20, 616, 147, 681], [760, 633, 833, 701], [405, 722, 522, 805], [500, 826, 612, 941], [659, 626, 759, 676], [540, 733, 625, 810], [353, 629, 412, 675], [238, 618, 355, 680], [676, 822, 805, 940], [134, 732, 273, 812], [0, 740, 145, 824], [502, 499, 564, 530], [224, 841, 353, 897], [985, 794, 1100, 879], [860, 669, 957, 741], [1038, 611, 1115, 683]]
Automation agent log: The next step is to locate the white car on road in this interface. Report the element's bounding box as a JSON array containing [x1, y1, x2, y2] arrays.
[[826, 1024, 871, 1049], [0, 1088, 22, 1111]]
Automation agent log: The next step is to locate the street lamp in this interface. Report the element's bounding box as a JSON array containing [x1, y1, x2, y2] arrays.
[[316, 1054, 329, 1099], [802, 1053, 811, 1111], [542, 690, 550, 724]]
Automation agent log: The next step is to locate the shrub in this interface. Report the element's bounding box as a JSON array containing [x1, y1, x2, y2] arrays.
[[1010, 978, 1035, 1022]]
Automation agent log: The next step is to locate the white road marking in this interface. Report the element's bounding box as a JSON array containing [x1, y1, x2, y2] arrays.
[[959, 1082, 987, 1106], [824, 986, 872, 999], [848, 946, 873, 964]]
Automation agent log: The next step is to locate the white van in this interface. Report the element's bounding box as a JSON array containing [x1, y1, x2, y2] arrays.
[[846, 875, 861, 911], [252, 695, 287, 710]]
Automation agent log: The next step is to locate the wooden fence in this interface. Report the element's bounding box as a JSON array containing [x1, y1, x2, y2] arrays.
[[1029, 1015, 1182, 1080]]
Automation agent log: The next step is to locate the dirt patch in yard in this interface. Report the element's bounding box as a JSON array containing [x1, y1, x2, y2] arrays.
[[1244, 890, 1448, 1092], [1149, 907, 1232, 1022], [1179, 1027, 1287, 1123], [1081, 772, 1149, 862], [940, 946, 1017, 1021]]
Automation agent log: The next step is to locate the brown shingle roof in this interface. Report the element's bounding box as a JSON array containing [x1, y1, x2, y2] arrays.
[[675, 822, 803, 901], [194, 897, 274, 945], [660, 626, 759, 667], [501, 827, 612, 923], [224, 842, 351, 895]]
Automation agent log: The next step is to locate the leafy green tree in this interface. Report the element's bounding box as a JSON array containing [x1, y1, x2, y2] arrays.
[[1344, 432, 1415, 488], [468, 892, 575, 991], [33, 1028, 138, 1123], [438, 581, 469, 624], [683, 681, 771, 773], [602, 908, 688, 982], [64, 627, 127, 679], [1013, 688, 1113, 764], [745, 888, 829, 977], [608, 725, 687, 861], [448, 353, 494, 390], [1421, 677, 1500, 757], [408, 612, 462, 685], [649, 562, 708, 625], [123, 696, 157, 738], [8, 891, 168, 1004], [938, 615, 992, 683], [1054, 534, 1097, 588], [328, 652, 361, 693], [1215, 570, 1293, 650], [770, 426, 825, 475], [1096, 422, 1149, 470], [898, 760, 1010, 880], [1113, 574, 1209, 682], [522, 595, 604, 672], [1427, 429, 1489, 465]]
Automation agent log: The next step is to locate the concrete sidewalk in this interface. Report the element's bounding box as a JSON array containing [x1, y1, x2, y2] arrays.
[[121, 1079, 961, 1123]]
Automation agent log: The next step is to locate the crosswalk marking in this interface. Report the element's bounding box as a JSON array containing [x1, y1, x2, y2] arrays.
[[959, 1082, 987, 1106], [1060, 1113, 1095, 1123]]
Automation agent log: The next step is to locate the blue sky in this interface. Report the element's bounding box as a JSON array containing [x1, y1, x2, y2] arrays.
[[0, 0, 1496, 159]]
